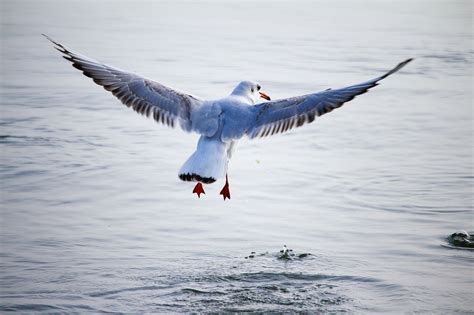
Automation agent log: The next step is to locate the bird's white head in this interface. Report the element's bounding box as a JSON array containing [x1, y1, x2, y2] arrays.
[[230, 81, 271, 104]]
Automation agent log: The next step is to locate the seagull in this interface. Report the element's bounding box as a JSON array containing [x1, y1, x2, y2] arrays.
[[43, 35, 412, 200]]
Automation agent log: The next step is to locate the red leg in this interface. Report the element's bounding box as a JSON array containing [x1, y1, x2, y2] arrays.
[[219, 174, 231, 200], [193, 182, 205, 198]]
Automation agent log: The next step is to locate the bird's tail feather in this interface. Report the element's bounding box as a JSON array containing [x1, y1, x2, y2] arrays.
[[178, 136, 227, 183]]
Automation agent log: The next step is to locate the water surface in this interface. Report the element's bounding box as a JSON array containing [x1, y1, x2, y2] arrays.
[[1, 0, 473, 313]]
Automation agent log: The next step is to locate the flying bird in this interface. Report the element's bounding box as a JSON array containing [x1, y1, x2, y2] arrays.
[[43, 34, 412, 200]]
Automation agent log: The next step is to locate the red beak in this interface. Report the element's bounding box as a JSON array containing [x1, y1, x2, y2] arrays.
[[259, 91, 271, 101]]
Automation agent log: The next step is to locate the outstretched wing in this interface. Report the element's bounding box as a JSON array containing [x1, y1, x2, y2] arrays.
[[247, 58, 413, 139], [43, 34, 202, 131]]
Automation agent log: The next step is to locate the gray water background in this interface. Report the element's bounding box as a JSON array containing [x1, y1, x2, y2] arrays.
[[1, 0, 473, 313]]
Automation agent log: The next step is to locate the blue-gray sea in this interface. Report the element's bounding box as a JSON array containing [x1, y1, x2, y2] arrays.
[[1, 0, 473, 313]]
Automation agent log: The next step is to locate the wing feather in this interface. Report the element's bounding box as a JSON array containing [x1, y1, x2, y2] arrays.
[[247, 58, 413, 139], [44, 34, 202, 132]]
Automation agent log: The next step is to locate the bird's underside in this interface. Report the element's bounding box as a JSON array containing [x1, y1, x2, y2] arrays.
[[44, 34, 413, 200]]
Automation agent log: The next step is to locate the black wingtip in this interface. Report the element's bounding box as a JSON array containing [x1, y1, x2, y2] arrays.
[[392, 58, 414, 72], [379, 57, 414, 80], [399, 58, 414, 68], [43, 34, 75, 59], [42, 33, 56, 45]]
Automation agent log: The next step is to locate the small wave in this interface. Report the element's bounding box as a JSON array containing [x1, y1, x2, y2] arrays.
[[222, 272, 380, 284], [88, 285, 168, 297], [423, 53, 471, 64], [0, 304, 64, 312], [0, 117, 40, 126], [181, 288, 226, 295], [0, 135, 52, 145]]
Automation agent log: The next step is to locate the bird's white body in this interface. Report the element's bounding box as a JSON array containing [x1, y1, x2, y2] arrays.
[[179, 86, 258, 183], [44, 34, 412, 199]]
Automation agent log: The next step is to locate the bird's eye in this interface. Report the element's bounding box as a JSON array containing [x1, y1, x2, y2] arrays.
[[251, 88, 254, 93], [257, 84, 261, 91]]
